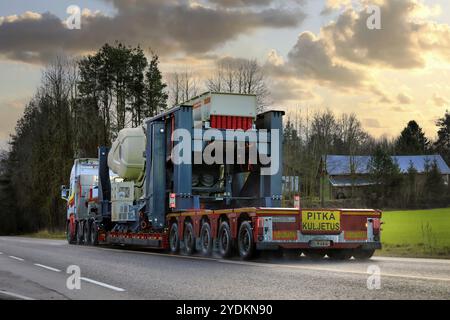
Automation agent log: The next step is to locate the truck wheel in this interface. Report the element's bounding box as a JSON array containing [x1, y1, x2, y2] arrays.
[[76, 221, 84, 245], [200, 222, 212, 256], [238, 221, 255, 260], [328, 249, 352, 261], [90, 222, 99, 246], [304, 250, 325, 260], [353, 249, 375, 260], [184, 222, 196, 255], [83, 221, 91, 245], [218, 221, 233, 258], [169, 223, 180, 254]]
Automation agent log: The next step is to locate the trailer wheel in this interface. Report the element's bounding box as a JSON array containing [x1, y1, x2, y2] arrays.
[[83, 220, 91, 245], [76, 221, 84, 245], [90, 222, 99, 246], [238, 221, 255, 260], [184, 222, 196, 255], [327, 249, 352, 261], [169, 223, 180, 254], [199, 222, 212, 256], [353, 249, 375, 260], [218, 221, 233, 258]]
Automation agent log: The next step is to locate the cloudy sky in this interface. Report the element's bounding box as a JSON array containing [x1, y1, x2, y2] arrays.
[[1, 0, 450, 150]]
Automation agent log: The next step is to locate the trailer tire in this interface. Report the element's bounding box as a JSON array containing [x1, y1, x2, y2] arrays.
[[76, 221, 84, 245], [169, 223, 180, 254], [218, 221, 233, 258], [200, 222, 213, 256], [238, 221, 255, 260], [184, 222, 196, 255], [83, 220, 91, 245], [353, 249, 375, 260], [328, 249, 352, 261], [90, 222, 99, 246]]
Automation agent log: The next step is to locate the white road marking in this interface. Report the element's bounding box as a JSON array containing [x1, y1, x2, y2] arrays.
[[34, 263, 61, 272], [218, 259, 450, 282], [0, 252, 3, 254], [80, 277, 125, 292], [0, 290, 34, 300], [8, 255, 24, 261]]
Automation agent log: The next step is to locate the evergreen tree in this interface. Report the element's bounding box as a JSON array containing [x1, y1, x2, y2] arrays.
[[144, 53, 168, 118], [368, 147, 403, 205], [424, 160, 446, 204], [434, 111, 450, 164], [396, 120, 429, 155]]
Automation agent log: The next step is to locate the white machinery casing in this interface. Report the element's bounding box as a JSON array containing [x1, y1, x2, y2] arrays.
[[108, 127, 146, 181]]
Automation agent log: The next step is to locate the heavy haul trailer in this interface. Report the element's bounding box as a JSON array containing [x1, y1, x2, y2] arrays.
[[63, 92, 382, 260]]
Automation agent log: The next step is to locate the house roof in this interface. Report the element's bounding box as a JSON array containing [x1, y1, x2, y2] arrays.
[[325, 155, 450, 175], [329, 176, 375, 187]]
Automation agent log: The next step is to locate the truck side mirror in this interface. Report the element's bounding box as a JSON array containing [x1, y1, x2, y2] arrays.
[[61, 185, 69, 201]]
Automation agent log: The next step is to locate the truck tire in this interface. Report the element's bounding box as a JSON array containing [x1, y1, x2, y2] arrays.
[[169, 223, 180, 254], [184, 222, 196, 255], [238, 221, 255, 260], [353, 249, 375, 260], [218, 221, 233, 258], [76, 221, 84, 245], [90, 222, 99, 246], [200, 222, 213, 256], [328, 249, 352, 260], [83, 220, 91, 245]]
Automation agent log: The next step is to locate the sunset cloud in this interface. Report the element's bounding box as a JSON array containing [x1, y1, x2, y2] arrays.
[[0, 0, 307, 64]]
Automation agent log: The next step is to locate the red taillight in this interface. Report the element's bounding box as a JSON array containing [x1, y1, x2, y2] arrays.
[[256, 217, 264, 236], [372, 219, 381, 235]]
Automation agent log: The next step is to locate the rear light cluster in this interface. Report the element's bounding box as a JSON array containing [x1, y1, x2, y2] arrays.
[[256, 217, 264, 240], [210, 115, 253, 130], [372, 218, 381, 235]]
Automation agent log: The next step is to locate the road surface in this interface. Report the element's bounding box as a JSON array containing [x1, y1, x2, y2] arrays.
[[0, 236, 449, 300]]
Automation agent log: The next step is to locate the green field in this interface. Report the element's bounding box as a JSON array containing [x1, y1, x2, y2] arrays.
[[379, 208, 450, 258]]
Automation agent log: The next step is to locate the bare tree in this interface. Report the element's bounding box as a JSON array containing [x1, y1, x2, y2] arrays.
[[168, 70, 200, 107], [207, 57, 270, 112]]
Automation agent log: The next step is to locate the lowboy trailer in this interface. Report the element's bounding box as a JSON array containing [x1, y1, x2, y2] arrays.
[[62, 92, 381, 260]]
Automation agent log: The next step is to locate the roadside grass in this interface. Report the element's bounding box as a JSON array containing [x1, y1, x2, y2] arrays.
[[377, 208, 450, 259], [22, 229, 66, 240]]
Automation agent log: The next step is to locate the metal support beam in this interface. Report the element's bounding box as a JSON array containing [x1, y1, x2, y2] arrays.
[[173, 106, 194, 210], [256, 111, 284, 207], [145, 121, 167, 228]]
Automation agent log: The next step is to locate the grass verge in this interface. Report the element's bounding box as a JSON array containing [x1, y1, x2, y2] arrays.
[[22, 229, 66, 240], [376, 208, 450, 259]]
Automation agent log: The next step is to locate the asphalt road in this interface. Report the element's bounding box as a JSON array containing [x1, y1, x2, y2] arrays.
[[0, 236, 449, 300]]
